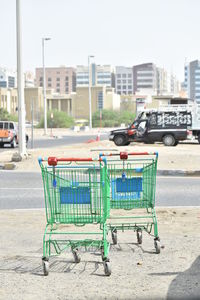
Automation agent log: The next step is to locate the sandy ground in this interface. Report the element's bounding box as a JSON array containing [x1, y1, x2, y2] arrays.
[[1, 129, 200, 172], [0, 207, 200, 299]]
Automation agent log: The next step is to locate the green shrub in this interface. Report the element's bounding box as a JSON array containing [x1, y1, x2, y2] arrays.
[[0, 108, 18, 122], [37, 110, 74, 128], [92, 109, 135, 128]]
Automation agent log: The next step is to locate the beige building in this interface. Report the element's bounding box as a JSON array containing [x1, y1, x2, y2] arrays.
[[0, 88, 18, 114], [1, 85, 120, 124], [72, 86, 120, 119], [35, 66, 76, 94]]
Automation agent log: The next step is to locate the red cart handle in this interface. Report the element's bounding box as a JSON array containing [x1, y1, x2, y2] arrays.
[[99, 151, 158, 160], [46, 156, 103, 166]]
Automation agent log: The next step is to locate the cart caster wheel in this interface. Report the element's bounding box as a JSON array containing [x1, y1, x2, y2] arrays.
[[104, 261, 111, 276], [136, 229, 142, 244], [112, 229, 117, 245], [42, 258, 49, 276], [72, 249, 81, 263], [154, 239, 161, 254]]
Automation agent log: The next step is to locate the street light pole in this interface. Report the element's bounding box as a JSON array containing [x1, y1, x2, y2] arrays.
[[42, 37, 51, 135], [88, 55, 94, 129], [16, 0, 26, 157]]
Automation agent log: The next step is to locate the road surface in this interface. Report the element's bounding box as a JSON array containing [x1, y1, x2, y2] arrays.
[[0, 171, 199, 209]]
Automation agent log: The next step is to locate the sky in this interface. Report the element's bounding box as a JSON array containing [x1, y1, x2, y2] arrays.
[[1, 0, 200, 82]]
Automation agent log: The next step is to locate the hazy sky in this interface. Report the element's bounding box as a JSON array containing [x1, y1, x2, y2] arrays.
[[1, 0, 200, 81]]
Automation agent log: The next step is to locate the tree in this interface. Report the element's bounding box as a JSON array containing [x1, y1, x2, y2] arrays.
[[0, 108, 18, 122], [92, 109, 135, 128], [37, 110, 74, 128]]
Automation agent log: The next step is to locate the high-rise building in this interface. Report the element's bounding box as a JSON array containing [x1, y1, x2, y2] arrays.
[[0, 67, 16, 88], [35, 66, 76, 94], [76, 64, 114, 88], [115, 66, 133, 95], [184, 60, 200, 102], [133, 63, 157, 94]]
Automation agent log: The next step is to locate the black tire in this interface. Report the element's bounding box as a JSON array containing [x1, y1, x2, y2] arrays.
[[113, 135, 126, 146], [0, 143, 4, 148], [163, 134, 176, 146], [124, 142, 130, 146], [11, 137, 17, 148], [198, 133, 200, 144]]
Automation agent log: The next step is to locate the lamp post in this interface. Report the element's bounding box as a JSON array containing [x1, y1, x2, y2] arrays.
[[88, 55, 94, 129], [16, 0, 26, 158], [42, 37, 51, 135]]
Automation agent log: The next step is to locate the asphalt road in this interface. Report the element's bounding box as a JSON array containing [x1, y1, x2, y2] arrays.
[[0, 133, 108, 152], [0, 171, 199, 209]]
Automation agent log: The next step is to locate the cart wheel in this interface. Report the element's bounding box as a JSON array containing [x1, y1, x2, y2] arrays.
[[136, 229, 142, 244], [154, 240, 161, 254], [42, 259, 49, 276], [112, 230, 117, 245], [72, 249, 81, 263], [104, 261, 111, 276]]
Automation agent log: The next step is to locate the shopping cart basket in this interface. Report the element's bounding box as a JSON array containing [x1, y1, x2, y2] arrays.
[[100, 151, 161, 253], [38, 156, 111, 276]]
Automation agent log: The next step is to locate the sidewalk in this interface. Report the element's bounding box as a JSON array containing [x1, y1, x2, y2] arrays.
[[0, 207, 200, 299], [1, 137, 200, 175]]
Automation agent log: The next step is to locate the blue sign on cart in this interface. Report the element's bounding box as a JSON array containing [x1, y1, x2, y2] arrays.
[[60, 186, 91, 204]]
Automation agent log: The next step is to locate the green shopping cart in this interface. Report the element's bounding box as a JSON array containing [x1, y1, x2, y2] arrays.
[[100, 151, 161, 253], [38, 156, 111, 276]]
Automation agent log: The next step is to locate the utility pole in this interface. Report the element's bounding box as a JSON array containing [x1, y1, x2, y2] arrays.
[[88, 55, 94, 129], [16, 0, 26, 158], [42, 37, 51, 135]]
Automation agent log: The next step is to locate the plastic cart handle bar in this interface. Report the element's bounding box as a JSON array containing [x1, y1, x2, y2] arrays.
[[38, 156, 104, 166], [99, 151, 158, 160]]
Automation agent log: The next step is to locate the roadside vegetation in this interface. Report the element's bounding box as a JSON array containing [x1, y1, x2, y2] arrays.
[[0, 108, 18, 122], [92, 110, 135, 127], [37, 110, 74, 128]]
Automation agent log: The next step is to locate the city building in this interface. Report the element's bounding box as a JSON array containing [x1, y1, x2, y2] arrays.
[[71, 86, 120, 119], [133, 63, 157, 95], [0, 67, 16, 88], [76, 64, 115, 88], [35, 66, 76, 94], [184, 60, 200, 102], [0, 88, 18, 114], [115, 66, 133, 95], [24, 71, 35, 87]]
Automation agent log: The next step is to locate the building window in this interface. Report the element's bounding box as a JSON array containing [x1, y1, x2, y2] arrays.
[[128, 85, 132, 89], [65, 82, 68, 87], [56, 78, 60, 81], [128, 74, 132, 78], [57, 71, 60, 74], [122, 74, 126, 78], [117, 85, 121, 90], [56, 83, 60, 87], [65, 88, 68, 93], [56, 88, 60, 93], [39, 77, 43, 81], [65, 76, 68, 81], [117, 80, 121, 83], [117, 91, 121, 95], [40, 82, 43, 87], [122, 85, 126, 89], [48, 83, 51, 87], [123, 91, 127, 94], [48, 78, 51, 81], [128, 80, 132, 84], [117, 74, 121, 78], [122, 80, 126, 84]]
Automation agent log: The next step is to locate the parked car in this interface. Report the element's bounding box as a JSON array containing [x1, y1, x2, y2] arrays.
[[0, 121, 29, 148]]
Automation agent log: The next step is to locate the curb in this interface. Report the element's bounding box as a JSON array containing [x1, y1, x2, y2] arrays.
[[158, 170, 200, 177]]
